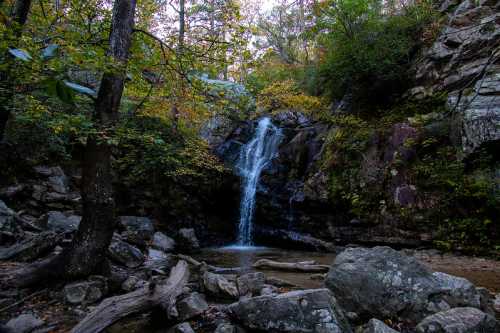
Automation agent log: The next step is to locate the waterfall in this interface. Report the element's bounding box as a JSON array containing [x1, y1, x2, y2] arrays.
[[236, 117, 283, 246]]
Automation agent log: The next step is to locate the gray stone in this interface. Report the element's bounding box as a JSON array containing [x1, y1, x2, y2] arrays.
[[119, 216, 155, 246], [108, 237, 144, 268], [203, 271, 239, 299], [229, 288, 352, 333], [64, 276, 107, 305], [416, 307, 499, 333], [6, 313, 44, 333], [260, 284, 279, 296], [237, 272, 266, 296], [362, 319, 400, 333], [325, 247, 486, 322], [121, 276, 147, 292], [151, 231, 175, 252], [177, 228, 200, 252], [215, 323, 246, 333], [0, 200, 18, 236], [176, 292, 209, 321], [46, 211, 81, 233], [167, 322, 195, 333], [144, 248, 175, 274]]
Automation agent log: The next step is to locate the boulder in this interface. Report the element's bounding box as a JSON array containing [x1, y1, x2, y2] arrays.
[[228, 288, 352, 333], [119, 216, 155, 246], [362, 319, 400, 333], [167, 322, 195, 333], [415, 307, 499, 333], [0, 200, 20, 241], [325, 247, 486, 322], [108, 237, 144, 268], [215, 323, 246, 333], [236, 272, 266, 296], [5, 313, 44, 333], [177, 228, 200, 253], [45, 211, 81, 233], [151, 231, 175, 252], [176, 292, 209, 321], [64, 276, 107, 305], [202, 271, 239, 299]]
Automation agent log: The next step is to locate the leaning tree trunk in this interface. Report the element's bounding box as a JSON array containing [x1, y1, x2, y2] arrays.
[[0, 0, 33, 141], [7, 0, 137, 287]]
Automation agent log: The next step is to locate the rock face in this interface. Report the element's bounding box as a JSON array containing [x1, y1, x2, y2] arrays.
[[415, 307, 499, 333], [410, 0, 500, 156], [325, 247, 488, 322], [229, 288, 352, 333]]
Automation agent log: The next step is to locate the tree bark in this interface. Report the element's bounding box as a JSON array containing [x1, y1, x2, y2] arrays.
[[0, 0, 33, 141], [71, 260, 189, 333]]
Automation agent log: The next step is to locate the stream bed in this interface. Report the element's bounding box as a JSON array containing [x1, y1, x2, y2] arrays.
[[195, 246, 500, 292]]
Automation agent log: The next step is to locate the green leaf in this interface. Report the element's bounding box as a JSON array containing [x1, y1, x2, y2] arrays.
[[8, 48, 32, 62], [63, 81, 97, 97], [41, 44, 59, 60], [56, 80, 75, 104]]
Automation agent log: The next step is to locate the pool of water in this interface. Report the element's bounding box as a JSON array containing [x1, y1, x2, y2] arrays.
[[195, 247, 500, 292]]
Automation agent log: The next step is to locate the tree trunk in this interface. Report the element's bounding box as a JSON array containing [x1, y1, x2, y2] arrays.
[[0, 0, 33, 141], [6, 0, 136, 287], [61, 0, 136, 278]]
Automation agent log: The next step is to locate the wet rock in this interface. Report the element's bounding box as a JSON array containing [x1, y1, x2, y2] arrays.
[[203, 271, 239, 299], [176, 292, 209, 321], [108, 237, 144, 268], [228, 288, 352, 333], [167, 322, 195, 333], [362, 319, 400, 333], [415, 307, 499, 333], [325, 247, 486, 322], [177, 228, 200, 253], [5, 313, 44, 333], [45, 211, 81, 233], [119, 216, 155, 246], [64, 276, 107, 305], [151, 231, 175, 252], [236, 272, 266, 296]]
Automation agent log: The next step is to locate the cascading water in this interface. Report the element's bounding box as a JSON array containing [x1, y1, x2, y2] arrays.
[[236, 117, 283, 246]]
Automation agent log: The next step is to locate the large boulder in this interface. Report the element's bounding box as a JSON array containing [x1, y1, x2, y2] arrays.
[[415, 307, 499, 333], [325, 247, 486, 322], [228, 288, 352, 333], [108, 237, 144, 268], [119, 216, 155, 246]]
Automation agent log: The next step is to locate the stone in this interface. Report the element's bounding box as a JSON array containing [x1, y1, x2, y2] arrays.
[[5, 313, 44, 333], [108, 237, 144, 268], [121, 276, 147, 292], [260, 284, 279, 296], [215, 323, 246, 333], [203, 271, 239, 299], [229, 288, 352, 333], [46, 211, 81, 233], [416, 307, 499, 333], [325, 247, 486, 322], [144, 248, 176, 275], [167, 322, 195, 333], [0, 200, 19, 238], [237, 272, 266, 296], [176, 292, 209, 321], [362, 319, 400, 333], [64, 277, 107, 305], [151, 231, 175, 252], [119, 216, 155, 246], [177, 228, 200, 252]]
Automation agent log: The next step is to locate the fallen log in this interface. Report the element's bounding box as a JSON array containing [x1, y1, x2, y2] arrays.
[[0, 231, 62, 262], [253, 259, 330, 273], [176, 254, 249, 274], [71, 260, 189, 333]]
